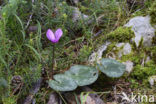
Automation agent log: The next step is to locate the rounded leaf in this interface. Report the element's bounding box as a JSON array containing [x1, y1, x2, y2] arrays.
[[97, 58, 126, 78], [65, 65, 99, 86], [48, 74, 77, 91]]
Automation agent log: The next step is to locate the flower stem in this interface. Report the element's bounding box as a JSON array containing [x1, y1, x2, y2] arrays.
[[51, 44, 55, 78]]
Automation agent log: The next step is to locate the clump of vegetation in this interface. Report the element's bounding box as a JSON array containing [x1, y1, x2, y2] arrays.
[[106, 27, 134, 42], [95, 27, 135, 48], [150, 46, 156, 63], [130, 61, 156, 87], [149, 0, 156, 25], [49, 58, 126, 91], [78, 45, 92, 62], [121, 50, 144, 64], [122, 45, 156, 86], [131, 63, 156, 80]]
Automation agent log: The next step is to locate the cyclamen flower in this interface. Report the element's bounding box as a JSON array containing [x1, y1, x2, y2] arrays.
[[46, 28, 63, 43]]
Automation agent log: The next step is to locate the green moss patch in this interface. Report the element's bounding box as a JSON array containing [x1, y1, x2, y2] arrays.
[[106, 27, 134, 42], [149, 1, 156, 25], [131, 64, 156, 80]]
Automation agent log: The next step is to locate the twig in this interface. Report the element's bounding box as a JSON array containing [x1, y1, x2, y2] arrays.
[[25, 13, 33, 30], [25, 0, 35, 29], [113, 86, 118, 102], [57, 91, 67, 104]]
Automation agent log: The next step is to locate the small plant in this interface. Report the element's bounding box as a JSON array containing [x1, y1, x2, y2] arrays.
[[46, 28, 63, 78], [48, 58, 126, 91], [46, 28, 126, 91]]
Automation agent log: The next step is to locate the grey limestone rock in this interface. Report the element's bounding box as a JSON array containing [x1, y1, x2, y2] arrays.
[[125, 16, 155, 47]]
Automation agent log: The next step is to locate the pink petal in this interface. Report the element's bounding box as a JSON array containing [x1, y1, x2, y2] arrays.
[[55, 28, 63, 42], [46, 29, 56, 42]]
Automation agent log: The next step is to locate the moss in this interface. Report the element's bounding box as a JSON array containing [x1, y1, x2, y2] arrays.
[[129, 79, 140, 88], [146, 46, 156, 64], [121, 45, 156, 85], [123, 53, 143, 64], [121, 45, 145, 64], [152, 32, 156, 44], [95, 27, 134, 50], [2, 96, 17, 104], [103, 42, 129, 59], [149, 1, 156, 25], [103, 42, 116, 56], [106, 27, 135, 42], [79, 45, 92, 62], [120, 42, 156, 89], [131, 64, 156, 80], [128, 60, 156, 88], [151, 46, 156, 55], [120, 44, 156, 88]]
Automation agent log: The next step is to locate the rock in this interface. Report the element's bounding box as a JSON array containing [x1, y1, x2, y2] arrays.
[[114, 43, 124, 58], [64, 86, 105, 104], [32, 99, 36, 104], [23, 78, 42, 104], [115, 43, 132, 58], [88, 42, 111, 64], [125, 16, 155, 47], [149, 76, 156, 86], [23, 95, 33, 104], [81, 95, 96, 104], [116, 43, 125, 48], [105, 43, 131, 59], [123, 61, 134, 73], [145, 56, 151, 63], [123, 43, 131, 55], [63, 92, 77, 104], [47, 92, 60, 104], [64, 93, 97, 104], [81, 86, 105, 104]]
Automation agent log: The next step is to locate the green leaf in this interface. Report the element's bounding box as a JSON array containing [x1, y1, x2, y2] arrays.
[[49, 74, 77, 91], [24, 44, 41, 61], [65, 65, 99, 86], [97, 58, 126, 78]]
